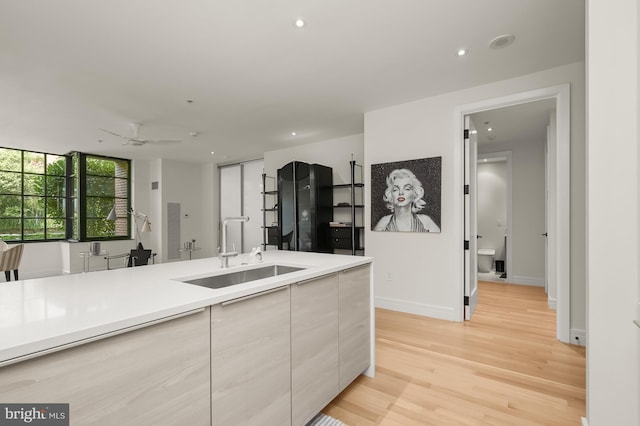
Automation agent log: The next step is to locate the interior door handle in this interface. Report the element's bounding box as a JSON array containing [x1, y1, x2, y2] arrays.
[[541, 233, 548, 237]]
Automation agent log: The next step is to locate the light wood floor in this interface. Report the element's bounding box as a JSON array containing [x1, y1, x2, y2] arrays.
[[324, 281, 586, 425]]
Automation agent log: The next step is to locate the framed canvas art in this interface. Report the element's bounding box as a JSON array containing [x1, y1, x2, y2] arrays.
[[371, 157, 442, 233]]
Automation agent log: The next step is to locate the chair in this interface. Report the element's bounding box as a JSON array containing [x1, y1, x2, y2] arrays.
[[0, 243, 24, 281], [127, 247, 153, 267], [105, 243, 156, 269]]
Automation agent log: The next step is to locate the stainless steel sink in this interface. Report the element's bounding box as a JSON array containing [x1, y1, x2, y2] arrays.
[[182, 265, 305, 289]]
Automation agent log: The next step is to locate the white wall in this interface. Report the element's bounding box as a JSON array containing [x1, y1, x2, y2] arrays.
[[479, 138, 546, 285], [587, 1, 639, 424], [264, 134, 364, 182], [364, 62, 585, 324], [477, 160, 507, 262], [159, 159, 210, 262]]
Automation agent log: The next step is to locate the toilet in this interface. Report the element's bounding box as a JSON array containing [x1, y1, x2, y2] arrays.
[[477, 248, 495, 273]]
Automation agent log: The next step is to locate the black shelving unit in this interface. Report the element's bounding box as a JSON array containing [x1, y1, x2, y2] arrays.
[[261, 173, 278, 250], [331, 160, 364, 255]]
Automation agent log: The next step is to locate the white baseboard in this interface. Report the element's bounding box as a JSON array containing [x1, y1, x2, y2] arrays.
[[375, 296, 456, 321], [581, 417, 588, 426], [571, 328, 587, 346], [510, 275, 545, 287], [548, 296, 557, 310]]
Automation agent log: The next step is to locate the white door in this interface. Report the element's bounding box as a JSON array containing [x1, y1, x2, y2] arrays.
[[464, 116, 479, 320], [219, 160, 265, 255]]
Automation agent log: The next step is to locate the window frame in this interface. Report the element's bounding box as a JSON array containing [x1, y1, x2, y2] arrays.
[[0, 148, 72, 242], [0, 148, 132, 243], [73, 152, 132, 242]]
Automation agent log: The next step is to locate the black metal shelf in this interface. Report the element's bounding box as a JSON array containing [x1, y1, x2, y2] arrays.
[[330, 160, 364, 256], [332, 183, 364, 189]]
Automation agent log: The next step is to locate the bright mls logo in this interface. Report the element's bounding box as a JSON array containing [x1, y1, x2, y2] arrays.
[[0, 404, 68, 425]]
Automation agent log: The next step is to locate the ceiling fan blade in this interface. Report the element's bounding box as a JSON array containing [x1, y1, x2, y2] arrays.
[[99, 128, 129, 140], [145, 139, 182, 144]]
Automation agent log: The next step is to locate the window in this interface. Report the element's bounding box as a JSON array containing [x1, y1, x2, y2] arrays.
[[0, 148, 131, 242], [72, 152, 131, 241], [0, 147, 69, 241]]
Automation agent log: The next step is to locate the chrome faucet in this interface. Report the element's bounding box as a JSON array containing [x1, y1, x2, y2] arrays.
[[219, 216, 249, 268]]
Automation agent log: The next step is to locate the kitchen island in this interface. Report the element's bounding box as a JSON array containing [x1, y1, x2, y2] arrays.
[[0, 251, 374, 426]]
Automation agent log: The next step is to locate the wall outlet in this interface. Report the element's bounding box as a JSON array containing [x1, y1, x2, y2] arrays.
[[386, 272, 392, 281]]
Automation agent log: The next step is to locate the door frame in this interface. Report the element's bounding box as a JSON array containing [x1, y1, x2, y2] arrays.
[[453, 84, 571, 342]]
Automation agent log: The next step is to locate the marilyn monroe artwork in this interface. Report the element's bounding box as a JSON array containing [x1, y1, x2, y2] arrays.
[[371, 157, 442, 233]]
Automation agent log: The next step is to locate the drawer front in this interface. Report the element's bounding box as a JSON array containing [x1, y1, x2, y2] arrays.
[[331, 227, 352, 238], [332, 238, 353, 250]]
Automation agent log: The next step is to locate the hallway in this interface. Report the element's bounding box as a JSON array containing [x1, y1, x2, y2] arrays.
[[324, 281, 586, 425]]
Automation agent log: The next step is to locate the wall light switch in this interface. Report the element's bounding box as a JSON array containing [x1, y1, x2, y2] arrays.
[[497, 218, 503, 227]]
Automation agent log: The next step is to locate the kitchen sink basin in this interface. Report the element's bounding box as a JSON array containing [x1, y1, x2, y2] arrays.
[[182, 264, 305, 289]]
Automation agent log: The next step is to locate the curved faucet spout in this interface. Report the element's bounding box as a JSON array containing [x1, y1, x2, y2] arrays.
[[220, 216, 250, 267]]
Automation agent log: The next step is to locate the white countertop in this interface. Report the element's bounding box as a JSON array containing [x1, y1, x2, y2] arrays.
[[0, 251, 372, 365]]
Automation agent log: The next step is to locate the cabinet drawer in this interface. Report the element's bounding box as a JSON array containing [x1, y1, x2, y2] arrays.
[[331, 227, 352, 238], [332, 238, 354, 250], [330, 228, 360, 249]]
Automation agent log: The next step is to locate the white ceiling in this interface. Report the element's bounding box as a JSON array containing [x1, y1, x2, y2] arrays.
[[0, 0, 584, 164], [472, 98, 557, 147]]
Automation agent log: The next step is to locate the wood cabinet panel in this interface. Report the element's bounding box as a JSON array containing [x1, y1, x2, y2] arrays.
[[339, 264, 372, 391], [291, 273, 339, 426], [211, 286, 291, 426], [0, 309, 211, 426]]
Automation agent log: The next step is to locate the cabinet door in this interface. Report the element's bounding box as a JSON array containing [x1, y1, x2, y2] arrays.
[[291, 273, 339, 426], [211, 286, 291, 426], [0, 309, 211, 426], [339, 264, 371, 391]]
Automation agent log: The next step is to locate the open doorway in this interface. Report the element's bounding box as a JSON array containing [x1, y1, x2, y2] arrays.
[[472, 99, 553, 289], [457, 84, 571, 343]]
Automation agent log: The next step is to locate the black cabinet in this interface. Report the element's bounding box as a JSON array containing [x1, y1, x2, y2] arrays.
[[278, 161, 333, 252], [330, 226, 362, 250]]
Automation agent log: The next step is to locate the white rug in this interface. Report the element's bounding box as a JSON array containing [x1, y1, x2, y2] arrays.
[[306, 413, 348, 426]]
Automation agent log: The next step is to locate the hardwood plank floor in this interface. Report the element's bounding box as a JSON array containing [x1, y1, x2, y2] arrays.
[[324, 281, 585, 425]]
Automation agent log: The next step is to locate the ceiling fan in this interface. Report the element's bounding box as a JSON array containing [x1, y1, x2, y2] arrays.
[[99, 122, 182, 146]]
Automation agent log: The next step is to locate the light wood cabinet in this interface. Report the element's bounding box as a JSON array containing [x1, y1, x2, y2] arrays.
[[291, 273, 339, 426], [0, 309, 211, 426], [339, 264, 371, 390], [211, 286, 291, 426]]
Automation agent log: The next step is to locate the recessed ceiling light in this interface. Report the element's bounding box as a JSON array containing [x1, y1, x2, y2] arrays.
[[294, 18, 305, 28], [210, 151, 215, 155], [483, 159, 488, 162], [457, 49, 467, 56], [470, 130, 478, 134], [291, 132, 297, 136], [489, 34, 515, 50], [487, 127, 493, 132]]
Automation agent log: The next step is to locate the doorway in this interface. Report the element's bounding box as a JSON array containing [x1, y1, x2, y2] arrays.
[[219, 159, 264, 254], [475, 151, 512, 284], [456, 84, 571, 342]]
